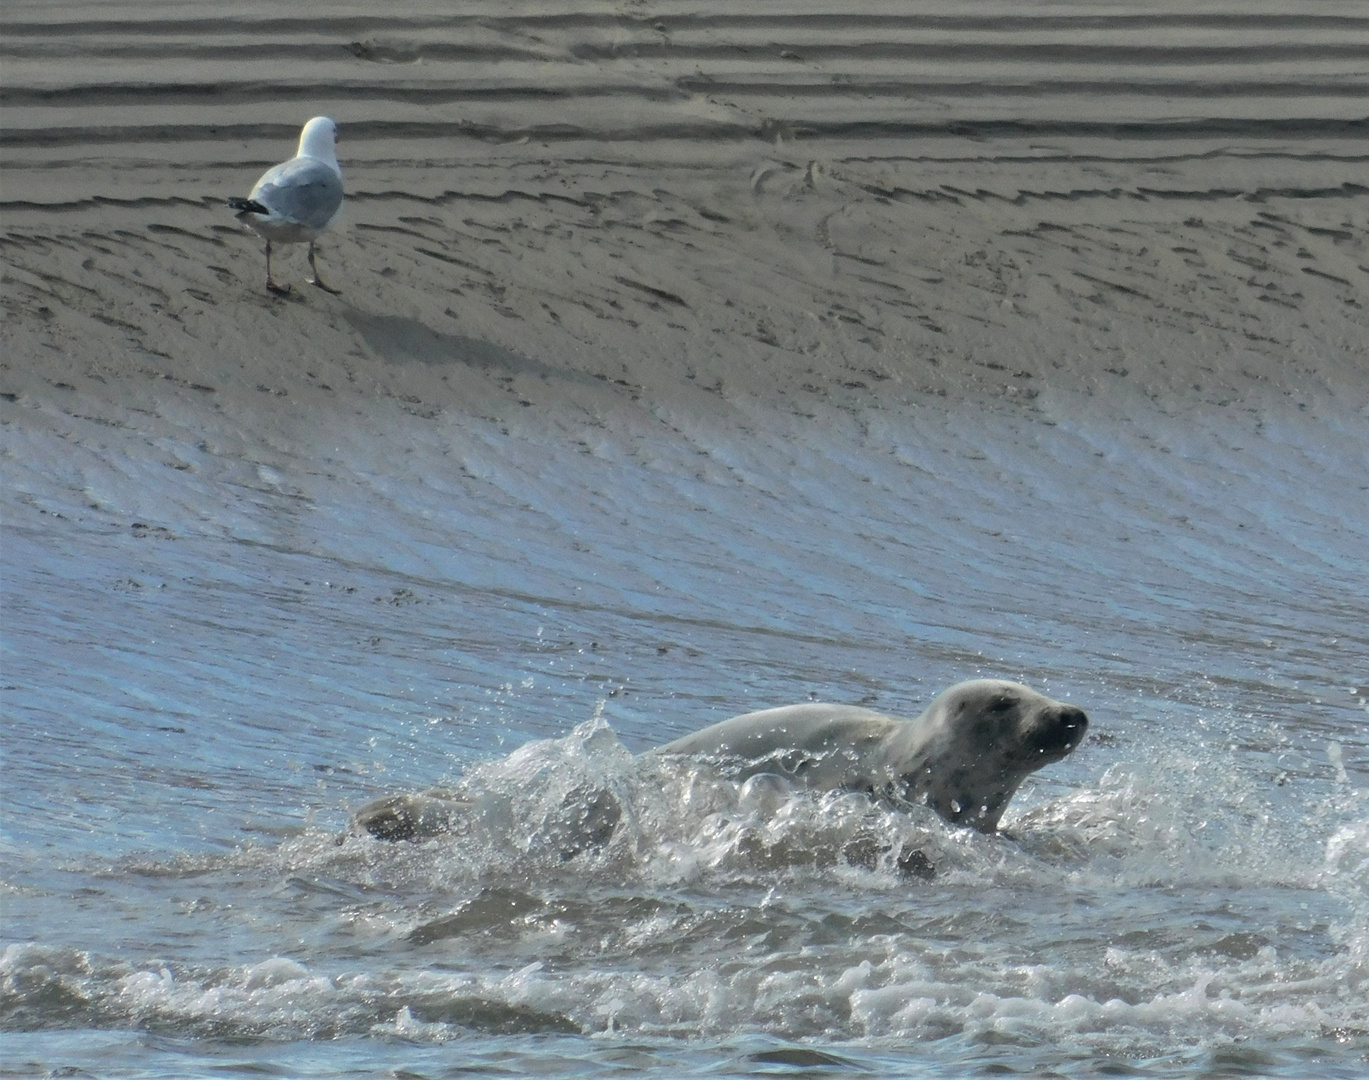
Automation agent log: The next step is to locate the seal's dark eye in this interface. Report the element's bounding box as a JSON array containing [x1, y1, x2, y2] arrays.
[[989, 696, 1014, 713]]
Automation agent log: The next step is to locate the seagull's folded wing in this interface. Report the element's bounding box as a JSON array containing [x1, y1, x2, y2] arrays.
[[249, 158, 343, 231]]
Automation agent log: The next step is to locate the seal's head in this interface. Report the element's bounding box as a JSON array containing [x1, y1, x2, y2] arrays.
[[906, 679, 1088, 831]]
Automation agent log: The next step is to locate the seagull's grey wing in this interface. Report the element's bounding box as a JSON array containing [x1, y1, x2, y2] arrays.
[[249, 158, 343, 231]]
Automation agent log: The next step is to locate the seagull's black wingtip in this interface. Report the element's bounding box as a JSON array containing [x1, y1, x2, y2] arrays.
[[227, 197, 270, 217]]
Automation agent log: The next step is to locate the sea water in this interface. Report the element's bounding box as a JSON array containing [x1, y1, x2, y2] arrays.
[[4, 382, 1367, 1077]]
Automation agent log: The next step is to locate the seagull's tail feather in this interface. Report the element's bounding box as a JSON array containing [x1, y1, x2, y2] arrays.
[[228, 197, 271, 217]]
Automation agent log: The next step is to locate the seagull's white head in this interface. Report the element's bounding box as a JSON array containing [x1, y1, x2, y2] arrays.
[[297, 117, 340, 171]]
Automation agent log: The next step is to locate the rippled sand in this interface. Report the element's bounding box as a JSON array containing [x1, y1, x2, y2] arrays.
[[4, 0, 1366, 420]]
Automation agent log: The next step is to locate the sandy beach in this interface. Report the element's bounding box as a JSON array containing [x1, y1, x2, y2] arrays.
[[4, 0, 1366, 440]]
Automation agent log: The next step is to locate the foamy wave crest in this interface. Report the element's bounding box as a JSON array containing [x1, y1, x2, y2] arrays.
[[1012, 759, 1324, 890], [1323, 817, 1369, 979]]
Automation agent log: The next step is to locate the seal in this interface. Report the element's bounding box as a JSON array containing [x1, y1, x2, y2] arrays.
[[352, 679, 1088, 851], [652, 679, 1088, 834]]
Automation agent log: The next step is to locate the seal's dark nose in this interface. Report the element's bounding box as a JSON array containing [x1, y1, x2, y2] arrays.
[[1028, 704, 1089, 759], [1058, 706, 1088, 747]]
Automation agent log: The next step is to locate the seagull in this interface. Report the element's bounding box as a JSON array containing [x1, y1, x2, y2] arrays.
[[228, 117, 344, 295]]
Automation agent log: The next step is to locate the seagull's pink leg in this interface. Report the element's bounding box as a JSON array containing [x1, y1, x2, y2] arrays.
[[307, 242, 340, 294], [265, 240, 291, 295]]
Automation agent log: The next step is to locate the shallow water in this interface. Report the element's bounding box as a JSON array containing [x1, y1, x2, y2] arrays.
[[3, 1, 1369, 1077], [6, 385, 1368, 1077]]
